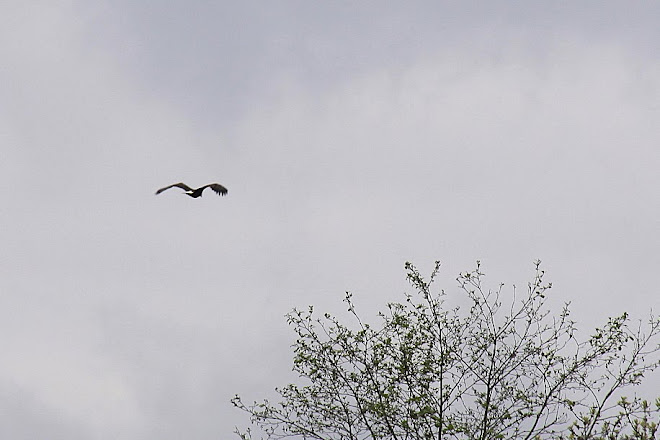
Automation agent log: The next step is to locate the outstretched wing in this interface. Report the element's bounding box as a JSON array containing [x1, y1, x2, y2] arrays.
[[204, 183, 228, 196], [155, 182, 193, 195]]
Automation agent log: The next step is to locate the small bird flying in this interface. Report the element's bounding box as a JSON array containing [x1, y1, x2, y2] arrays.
[[155, 182, 228, 198]]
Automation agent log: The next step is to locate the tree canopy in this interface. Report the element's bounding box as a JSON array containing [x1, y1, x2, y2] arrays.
[[233, 261, 660, 440]]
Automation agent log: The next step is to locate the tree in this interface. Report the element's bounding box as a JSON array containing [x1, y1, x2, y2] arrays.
[[233, 261, 660, 440]]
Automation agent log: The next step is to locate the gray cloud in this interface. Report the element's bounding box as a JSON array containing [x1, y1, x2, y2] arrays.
[[80, 2, 660, 127], [1, 2, 659, 438], [0, 381, 90, 440]]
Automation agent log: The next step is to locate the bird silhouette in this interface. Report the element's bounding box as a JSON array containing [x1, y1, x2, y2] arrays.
[[155, 182, 228, 198]]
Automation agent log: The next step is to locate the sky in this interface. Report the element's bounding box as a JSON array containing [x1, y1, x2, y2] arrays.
[[1, 1, 659, 438]]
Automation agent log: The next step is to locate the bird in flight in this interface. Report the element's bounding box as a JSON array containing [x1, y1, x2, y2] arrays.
[[155, 182, 228, 198]]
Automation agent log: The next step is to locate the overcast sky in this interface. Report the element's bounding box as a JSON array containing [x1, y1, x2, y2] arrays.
[[1, 2, 659, 439]]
